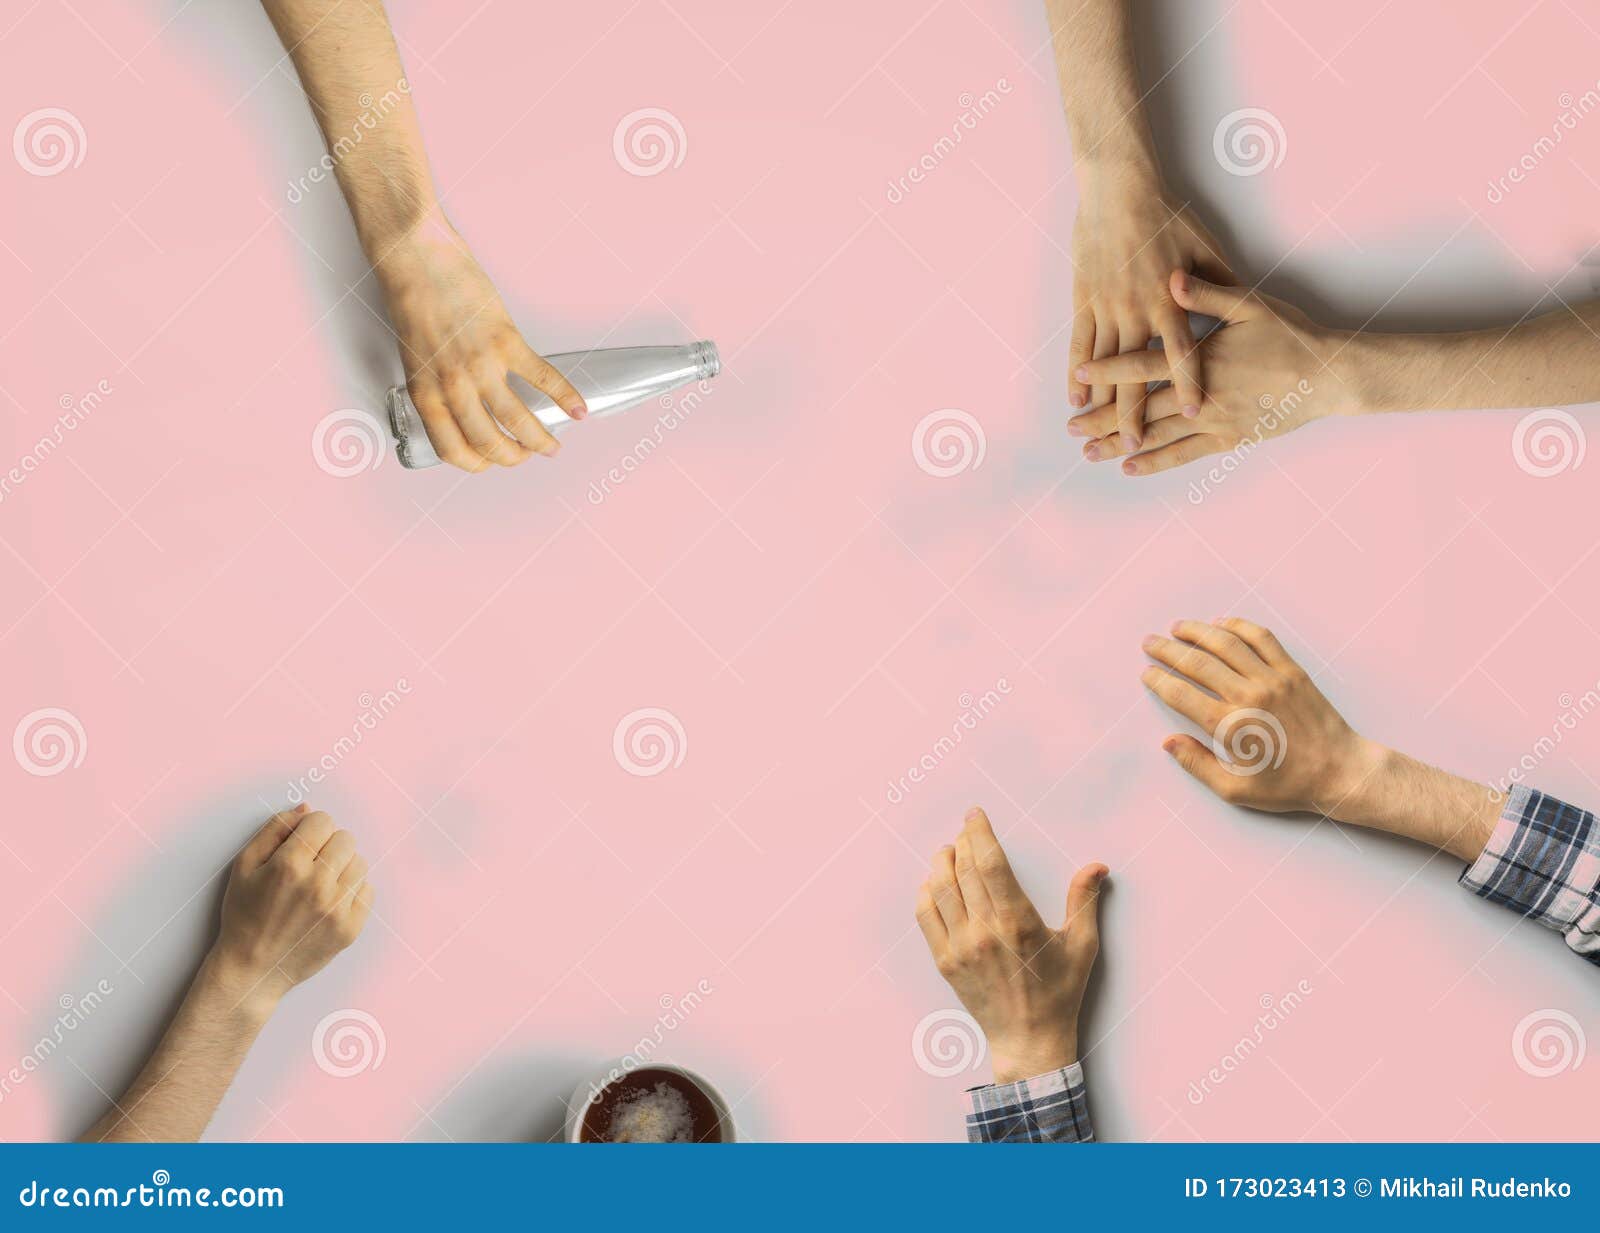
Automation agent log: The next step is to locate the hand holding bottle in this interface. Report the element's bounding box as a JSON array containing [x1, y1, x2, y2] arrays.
[[374, 210, 589, 472]]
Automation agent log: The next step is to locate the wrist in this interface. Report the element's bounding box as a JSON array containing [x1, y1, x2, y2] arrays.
[[1076, 145, 1164, 198], [198, 948, 286, 1024], [359, 195, 446, 276], [1318, 738, 1399, 827], [989, 1031, 1078, 1087]]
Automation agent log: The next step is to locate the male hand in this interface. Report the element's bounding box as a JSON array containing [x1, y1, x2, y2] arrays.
[[1069, 187, 1234, 451], [1142, 618, 1376, 814], [375, 211, 588, 472], [209, 804, 374, 1011], [916, 807, 1107, 1085], [1071, 271, 1362, 476]]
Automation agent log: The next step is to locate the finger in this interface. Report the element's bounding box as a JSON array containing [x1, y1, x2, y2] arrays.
[[1062, 863, 1108, 962], [1070, 386, 1182, 441], [235, 804, 308, 874], [348, 881, 376, 931], [412, 387, 488, 473], [1141, 665, 1226, 732], [511, 343, 588, 421], [338, 853, 370, 890], [1159, 308, 1203, 417], [1169, 619, 1268, 677], [1121, 432, 1220, 477], [481, 375, 559, 458], [1141, 633, 1244, 696], [1170, 269, 1260, 324], [315, 829, 358, 879], [954, 827, 995, 924], [1083, 404, 1192, 462], [915, 880, 949, 955], [445, 377, 531, 468], [1076, 348, 1168, 389], [1115, 325, 1151, 451], [1089, 319, 1117, 410], [1214, 617, 1294, 668], [274, 810, 336, 868], [1161, 733, 1239, 798], [929, 846, 966, 930], [962, 807, 1031, 915], [1068, 299, 1094, 409]]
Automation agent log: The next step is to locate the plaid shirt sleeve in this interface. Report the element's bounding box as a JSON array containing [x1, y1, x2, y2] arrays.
[[964, 1063, 1094, 1142], [1460, 784, 1600, 965]]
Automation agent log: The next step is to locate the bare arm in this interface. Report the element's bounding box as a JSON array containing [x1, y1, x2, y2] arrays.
[[259, 0, 587, 471], [82, 806, 372, 1142], [1046, 0, 1233, 447]]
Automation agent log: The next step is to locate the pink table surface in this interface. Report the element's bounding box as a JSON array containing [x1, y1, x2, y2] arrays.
[[2, 0, 1597, 1141]]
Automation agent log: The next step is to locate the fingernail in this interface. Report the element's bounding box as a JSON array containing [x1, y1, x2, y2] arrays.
[[1162, 740, 1179, 756], [1074, 366, 1089, 381], [1069, 392, 1085, 408], [1066, 420, 1086, 437], [1085, 444, 1102, 461], [568, 403, 588, 420], [1122, 431, 1139, 451], [1141, 634, 1159, 650], [1174, 272, 1189, 293], [1182, 404, 1200, 418], [965, 806, 984, 822], [1121, 460, 1137, 475], [295, 802, 311, 814]]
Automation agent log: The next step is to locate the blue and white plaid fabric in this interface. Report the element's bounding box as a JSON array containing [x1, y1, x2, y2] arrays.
[[965, 1063, 1094, 1143], [1461, 784, 1600, 965]]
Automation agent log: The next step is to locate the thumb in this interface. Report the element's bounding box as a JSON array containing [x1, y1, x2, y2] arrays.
[[1162, 733, 1238, 799], [1062, 863, 1108, 960], [1170, 269, 1258, 323]]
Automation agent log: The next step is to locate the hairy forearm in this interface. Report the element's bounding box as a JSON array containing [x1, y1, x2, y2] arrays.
[[1045, 0, 1160, 182], [262, 0, 437, 256], [1335, 300, 1600, 415], [80, 952, 278, 1143], [1319, 739, 1498, 862]]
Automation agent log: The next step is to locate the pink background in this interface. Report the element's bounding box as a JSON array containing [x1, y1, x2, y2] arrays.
[[2, 0, 1598, 1142]]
